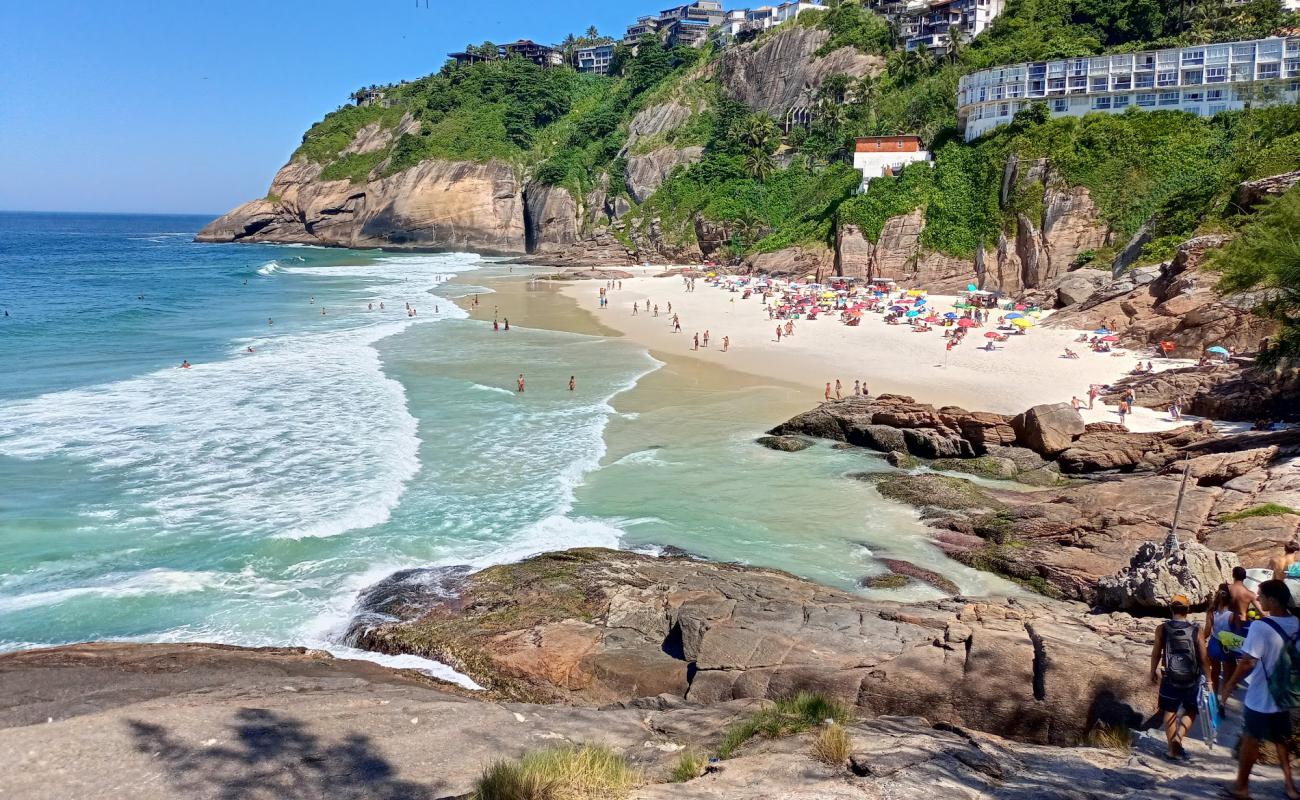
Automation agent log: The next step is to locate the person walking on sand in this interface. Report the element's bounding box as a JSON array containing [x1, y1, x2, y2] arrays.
[[568, 376, 576, 392], [1219, 579, 1300, 800], [517, 374, 525, 393], [824, 382, 832, 401], [504, 318, 510, 331], [722, 336, 729, 352], [693, 332, 699, 351], [632, 303, 638, 316], [653, 304, 659, 317], [1088, 384, 1099, 410], [835, 379, 843, 400], [1149, 593, 1210, 761], [703, 330, 710, 348], [1230, 566, 1263, 634], [673, 317, 681, 333], [776, 325, 782, 343]]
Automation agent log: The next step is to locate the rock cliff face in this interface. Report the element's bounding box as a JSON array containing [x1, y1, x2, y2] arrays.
[[717, 27, 882, 117], [198, 157, 527, 253], [350, 547, 1154, 746], [523, 184, 579, 252]]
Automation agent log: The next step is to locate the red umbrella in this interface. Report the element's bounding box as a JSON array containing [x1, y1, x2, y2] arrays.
[[1014, 304, 1027, 311], [957, 318, 976, 328], [984, 332, 1001, 339], [1101, 335, 1119, 342]]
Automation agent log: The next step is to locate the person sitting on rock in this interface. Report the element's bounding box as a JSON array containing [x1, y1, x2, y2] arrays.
[[1270, 540, 1300, 582], [1149, 594, 1211, 761]]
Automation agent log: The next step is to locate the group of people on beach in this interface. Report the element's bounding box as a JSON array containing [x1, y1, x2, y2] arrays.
[[824, 379, 869, 401], [1149, 540, 1300, 799]]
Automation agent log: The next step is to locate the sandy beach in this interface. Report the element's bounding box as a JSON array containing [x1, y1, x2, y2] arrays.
[[554, 272, 1207, 431]]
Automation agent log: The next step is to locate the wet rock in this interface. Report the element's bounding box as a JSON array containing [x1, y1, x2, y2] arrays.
[[756, 435, 813, 453], [885, 450, 919, 469]]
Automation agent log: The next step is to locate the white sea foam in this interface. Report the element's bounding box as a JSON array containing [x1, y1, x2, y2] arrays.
[[0, 568, 227, 614], [256, 260, 281, 275], [0, 252, 481, 542], [469, 382, 515, 396]]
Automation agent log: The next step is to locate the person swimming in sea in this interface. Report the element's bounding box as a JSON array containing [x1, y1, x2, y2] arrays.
[[503, 318, 510, 331], [517, 374, 525, 393], [267, 318, 274, 326], [180, 360, 191, 369]]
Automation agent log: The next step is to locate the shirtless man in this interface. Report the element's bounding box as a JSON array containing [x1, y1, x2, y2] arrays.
[[1229, 566, 1263, 631], [1269, 540, 1300, 581]]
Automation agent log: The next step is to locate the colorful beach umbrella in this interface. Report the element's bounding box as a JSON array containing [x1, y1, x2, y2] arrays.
[[1014, 304, 1027, 311], [905, 310, 921, 317], [1207, 346, 1230, 355], [984, 332, 1001, 339], [967, 284, 978, 292], [1101, 335, 1119, 342], [957, 318, 976, 328], [1010, 317, 1033, 328], [889, 305, 906, 312], [1094, 328, 1110, 335], [1005, 312, 1024, 319], [943, 312, 958, 319]]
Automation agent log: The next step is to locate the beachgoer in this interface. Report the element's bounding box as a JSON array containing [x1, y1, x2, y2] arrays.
[[1088, 385, 1099, 409], [693, 332, 699, 351], [1071, 396, 1081, 410], [1270, 539, 1300, 582], [776, 326, 782, 343], [1219, 579, 1300, 799], [368, 302, 373, 311], [834, 379, 842, 400], [380, 302, 384, 310], [1117, 399, 1129, 426], [854, 380, 861, 396], [703, 330, 710, 347], [632, 304, 638, 316], [668, 302, 672, 314], [517, 374, 525, 393], [722, 336, 729, 352], [1149, 593, 1210, 760], [180, 360, 191, 369], [653, 305, 659, 317], [674, 318, 681, 333], [824, 382, 831, 401], [1230, 566, 1263, 633], [268, 318, 274, 326], [504, 318, 510, 331], [861, 382, 868, 397], [1203, 583, 1235, 694], [493, 319, 499, 332], [568, 376, 575, 392]]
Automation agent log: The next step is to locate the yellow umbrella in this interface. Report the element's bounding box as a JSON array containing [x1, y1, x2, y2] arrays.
[[906, 289, 927, 297], [1010, 317, 1033, 328], [706, 272, 716, 278]]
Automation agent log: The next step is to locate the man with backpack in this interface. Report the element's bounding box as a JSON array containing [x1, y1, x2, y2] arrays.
[[1218, 579, 1300, 800], [1150, 594, 1213, 760]]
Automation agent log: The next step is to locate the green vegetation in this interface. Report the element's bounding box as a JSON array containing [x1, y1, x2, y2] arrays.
[[318, 150, 384, 184], [473, 744, 639, 800], [1212, 189, 1300, 362], [669, 749, 707, 782], [1220, 501, 1300, 522], [717, 692, 851, 759], [1081, 721, 1135, 751], [813, 0, 894, 56]]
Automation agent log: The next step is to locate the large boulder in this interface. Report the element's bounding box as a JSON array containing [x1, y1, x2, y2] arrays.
[[1096, 539, 1240, 612], [1010, 404, 1086, 457], [1052, 269, 1109, 307], [349, 548, 1155, 747]]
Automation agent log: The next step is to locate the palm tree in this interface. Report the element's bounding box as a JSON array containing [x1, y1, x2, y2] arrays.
[[745, 148, 776, 181], [738, 115, 777, 152], [945, 24, 963, 63], [585, 25, 600, 40]]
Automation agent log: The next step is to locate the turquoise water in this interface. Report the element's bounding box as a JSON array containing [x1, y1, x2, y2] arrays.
[[0, 212, 1013, 674]]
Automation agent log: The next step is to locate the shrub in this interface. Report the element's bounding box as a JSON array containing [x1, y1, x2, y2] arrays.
[[473, 744, 639, 800], [669, 749, 706, 782], [1081, 722, 1134, 752], [717, 692, 851, 759], [811, 723, 852, 768]]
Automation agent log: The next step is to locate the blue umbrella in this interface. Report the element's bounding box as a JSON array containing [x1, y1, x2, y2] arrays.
[[1207, 346, 1230, 355], [1005, 312, 1024, 319], [944, 312, 958, 319], [915, 298, 927, 305], [905, 310, 921, 317], [889, 305, 906, 312], [1093, 328, 1110, 335]]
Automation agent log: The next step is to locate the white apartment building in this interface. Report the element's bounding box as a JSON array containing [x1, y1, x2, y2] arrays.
[[903, 0, 1005, 52], [958, 35, 1300, 141]]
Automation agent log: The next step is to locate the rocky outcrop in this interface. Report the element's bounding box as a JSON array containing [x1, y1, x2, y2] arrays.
[[1104, 362, 1300, 423], [1047, 235, 1279, 357], [523, 184, 579, 252], [1050, 268, 1109, 307], [1233, 169, 1300, 211], [626, 146, 705, 203], [626, 102, 696, 152], [1096, 539, 1240, 612], [198, 158, 527, 253], [512, 229, 637, 267], [717, 27, 882, 118], [0, 642, 1226, 800], [349, 548, 1155, 746], [834, 224, 872, 279], [1009, 403, 1086, 457], [1040, 185, 1109, 273], [745, 245, 833, 278]]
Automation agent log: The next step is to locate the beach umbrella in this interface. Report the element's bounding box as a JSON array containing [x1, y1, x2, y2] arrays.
[[957, 318, 976, 328], [889, 305, 906, 312], [984, 332, 1001, 339], [943, 312, 958, 319], [1093, 328, 1110, 335], [1207, 346, 1230, 355], [1014, 304, 1027, 311], [1101, 335, 1119, 342], [967, 283, 978, 292], [1005, 312, 1024, 319], [1010, 317, 1033, 328], [907, 289, 927, 297], [905, 310, 921, 317]]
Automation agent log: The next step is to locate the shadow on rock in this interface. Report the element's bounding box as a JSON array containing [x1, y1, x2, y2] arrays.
[[126, 707, 435, 800]]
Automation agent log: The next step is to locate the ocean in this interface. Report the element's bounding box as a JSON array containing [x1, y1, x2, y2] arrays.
[[0, 212, 1013, 678]]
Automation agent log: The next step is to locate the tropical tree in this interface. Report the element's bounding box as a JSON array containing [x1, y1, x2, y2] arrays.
[[945, 24, 963, 63], [745, 148, 776, 181], [585, 25, 600, 40]]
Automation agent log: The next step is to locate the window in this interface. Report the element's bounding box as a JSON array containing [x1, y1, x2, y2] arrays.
[[1068, 76, 1087, 92], [1136, 73, 1155, 89], [1259, 63, 1280, 80], [1136, 93, 1157, 107], [1157, 70, 1178, 86], [1182, 49, 1204, 65], [1183, 91, 1203, 103], [1113, 75, 1132, 91], [1207, 66, 1227, 83], [1048, 77, 1066, 93], [1091, 96, 1112, 110], [1207, 89, 1225, 101], [1287, 59, 1300, 78], [1209, 104, 1228, 115], [1136, 55, 1156, 70], [1090, 76, 1108, 92], [1051, 98, 1068, 112], [1208, 45, 1230, 64], [1113, 94, 1132, 108], [1183, 70, 1202, 85], [1029, 79, 1045, 95], [1232, 64, 1253, 82], [1159, 91, 1180, 106], [998, 102, 1010, 116]]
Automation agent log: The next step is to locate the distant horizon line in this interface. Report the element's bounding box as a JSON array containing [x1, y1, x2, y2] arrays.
[[0, 209, 220, 218]]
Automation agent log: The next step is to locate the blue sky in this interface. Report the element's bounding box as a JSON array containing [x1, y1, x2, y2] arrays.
[[0, 1, 647, 215]]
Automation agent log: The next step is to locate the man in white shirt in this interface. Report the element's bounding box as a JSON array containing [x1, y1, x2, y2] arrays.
[[1219, 579, 1300, 800]]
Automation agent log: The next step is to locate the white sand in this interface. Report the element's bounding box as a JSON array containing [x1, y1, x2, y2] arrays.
[[560, 273, 1212, 428]]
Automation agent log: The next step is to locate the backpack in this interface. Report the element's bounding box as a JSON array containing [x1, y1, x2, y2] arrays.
[[1163, 620, 1201, 688], [1260, 617, 1300, 709]]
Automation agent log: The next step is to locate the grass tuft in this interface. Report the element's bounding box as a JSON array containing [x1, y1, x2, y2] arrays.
[[1080, 722, 1134, 752], [717, 692, 851, 759], [1220, 503, 1298, 523], [811, 723, 852, 768], [473, 744, 638, 800], [669, 748, 706, 782]]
